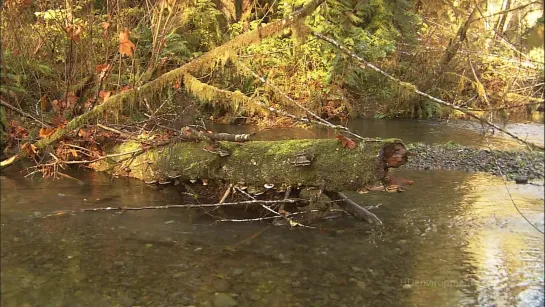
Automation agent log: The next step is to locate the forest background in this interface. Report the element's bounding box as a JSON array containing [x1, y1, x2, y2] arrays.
[[1, 0, 543, 163]]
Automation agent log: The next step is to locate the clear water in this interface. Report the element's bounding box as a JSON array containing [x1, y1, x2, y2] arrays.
[[1, 120, 544, 307]]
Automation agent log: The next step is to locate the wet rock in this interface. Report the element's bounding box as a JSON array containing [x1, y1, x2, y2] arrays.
[[117, 294, 136, 307], [351, 266, 363, 272], [213, 279, 231, 292], [515, 177, 528, 184], [232, 268, 244, 276], [213, 293, 238, 307], [248, 292, 262, 301], [356, 281, 367, 290]]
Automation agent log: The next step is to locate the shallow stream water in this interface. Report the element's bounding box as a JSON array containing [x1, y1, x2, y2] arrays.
[[1, 119, 544, 307]]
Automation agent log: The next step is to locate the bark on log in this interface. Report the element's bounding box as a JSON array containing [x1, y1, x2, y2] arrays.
[[92, 138, 408, 192]]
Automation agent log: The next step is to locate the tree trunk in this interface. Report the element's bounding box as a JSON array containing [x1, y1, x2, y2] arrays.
[[92, 138, 409, 192]]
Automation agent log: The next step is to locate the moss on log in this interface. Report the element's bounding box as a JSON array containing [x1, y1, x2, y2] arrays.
[[93, 138, 408, 192]]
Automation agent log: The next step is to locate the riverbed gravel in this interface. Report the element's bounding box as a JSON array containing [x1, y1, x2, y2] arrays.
[[404, 143, 544, 180]]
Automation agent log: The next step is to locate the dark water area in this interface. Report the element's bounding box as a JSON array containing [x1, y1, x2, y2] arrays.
[[210, 118, 545, 151], [1, 119, 544, 306]]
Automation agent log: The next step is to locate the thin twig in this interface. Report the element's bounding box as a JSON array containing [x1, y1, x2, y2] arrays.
[[238, 62, 380, 142], [0, 99, 51, 128]]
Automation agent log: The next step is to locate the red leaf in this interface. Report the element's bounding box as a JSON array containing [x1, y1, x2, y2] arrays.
[[52, 115, 67, 128], [336, 135, 356, 149], [95, 64, 110, 73]]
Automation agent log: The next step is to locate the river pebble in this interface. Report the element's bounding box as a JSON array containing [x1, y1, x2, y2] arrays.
[[213, 293, 238, 307], [406, 143, 544, 179]]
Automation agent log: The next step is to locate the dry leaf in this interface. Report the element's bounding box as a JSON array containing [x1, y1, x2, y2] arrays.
[[66, 24, 83, 41], [118, 29, 136, 57], [20, 142, 37, 156], [99, 90, 111, 102], [100, 21, 110, 36], [95, 64, 110, 73], [78, 129, 91, 140], [51, 99, 61, 112], [52, 115, 67, 128], [40, 95, 48, 111], [336, 135, 356, 149], [39, 127, 55, 138], [66, 92, 78, 109]]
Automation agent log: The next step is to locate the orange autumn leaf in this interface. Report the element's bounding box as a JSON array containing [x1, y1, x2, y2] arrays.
[[100, 21, 110, 36], [173, 80, 180, 89], [118, 29, 136, 57], [20, 142, 37, 156], [70, 149, 78, 158], [336, 135, 356, 149], [39, 127, 55, 138], [99, 90, 112, 102], [95, 64, 110, 73], [40, 95, 48, 111], [78, 129, 91, 140]]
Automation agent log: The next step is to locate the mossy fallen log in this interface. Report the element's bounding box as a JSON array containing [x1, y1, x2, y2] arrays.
[[93, 138, 409, 192]]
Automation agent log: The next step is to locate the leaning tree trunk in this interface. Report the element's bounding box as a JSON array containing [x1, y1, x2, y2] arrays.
[[92, 138, 408, 192], [0, 0, 327, 170]]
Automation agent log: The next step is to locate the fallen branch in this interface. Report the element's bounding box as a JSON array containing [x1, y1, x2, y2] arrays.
[[218, 209, 346, 223], [180, 126, 253, 142], [39, 198, 307, 218], [324, 191, 382, 225], [314, 32, 545, 151]]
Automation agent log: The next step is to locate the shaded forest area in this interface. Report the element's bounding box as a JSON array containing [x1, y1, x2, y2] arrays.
[[1, 0, 543, 168]]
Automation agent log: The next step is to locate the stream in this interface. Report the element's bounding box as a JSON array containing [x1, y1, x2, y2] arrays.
[[1, 119, 544, 307]]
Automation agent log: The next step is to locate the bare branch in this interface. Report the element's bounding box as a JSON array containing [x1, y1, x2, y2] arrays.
[[314, 32, 545, 151]]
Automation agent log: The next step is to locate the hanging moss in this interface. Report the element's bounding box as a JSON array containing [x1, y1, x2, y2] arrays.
[[3, 0, 328, 168]]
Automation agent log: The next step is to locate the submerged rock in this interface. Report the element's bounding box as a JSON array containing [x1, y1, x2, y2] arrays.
[[213, 293, 238, 307]]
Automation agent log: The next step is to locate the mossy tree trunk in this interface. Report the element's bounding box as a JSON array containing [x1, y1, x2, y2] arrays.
[[92, 138, 409, 192]]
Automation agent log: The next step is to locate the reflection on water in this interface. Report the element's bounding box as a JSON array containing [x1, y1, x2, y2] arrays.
[[1, 168, 543, 306], [209, 118, 545, 150]]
